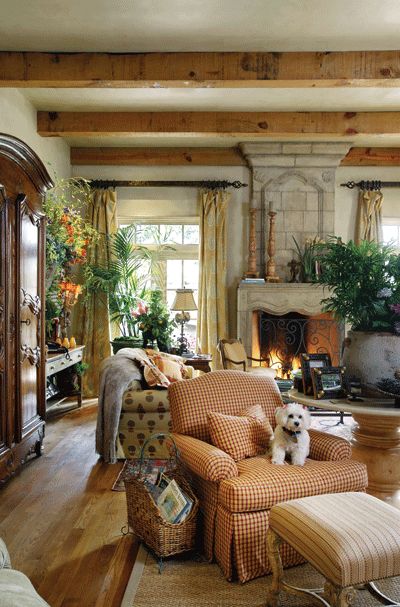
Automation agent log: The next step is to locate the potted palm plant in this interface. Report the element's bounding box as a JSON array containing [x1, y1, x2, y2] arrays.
[[314, 237, 400, 388], [85, 225, 171, 353]]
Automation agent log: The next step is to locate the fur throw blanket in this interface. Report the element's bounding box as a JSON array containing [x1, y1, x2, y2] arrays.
[[96, 348, 143, 464]]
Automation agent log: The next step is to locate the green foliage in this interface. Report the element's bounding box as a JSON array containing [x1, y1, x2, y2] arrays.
[[314, 237, 400, 332], [134, 289, 176, 351], [293, 236, 323, 282], [85, 225, 173, 337]]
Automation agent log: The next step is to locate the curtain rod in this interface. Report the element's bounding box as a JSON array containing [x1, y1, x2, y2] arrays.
[[88, 179, 248, 190], [340, 180, 400, 190]]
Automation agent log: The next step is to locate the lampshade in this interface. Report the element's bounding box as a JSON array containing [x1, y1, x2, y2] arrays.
[[171, 288, 197, 311]]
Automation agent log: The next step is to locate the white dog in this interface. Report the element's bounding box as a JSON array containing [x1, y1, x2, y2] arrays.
[[271, 402, 311, 466]]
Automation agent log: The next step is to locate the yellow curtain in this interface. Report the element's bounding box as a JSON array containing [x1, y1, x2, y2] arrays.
[[75, 188, 118, 397], [355, 189, 384, 244], [197, 189, 229, 369]]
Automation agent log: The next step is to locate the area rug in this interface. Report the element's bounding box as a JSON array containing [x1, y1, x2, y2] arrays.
[[112, 458, 169, 491], [122, 544, 400, 607]]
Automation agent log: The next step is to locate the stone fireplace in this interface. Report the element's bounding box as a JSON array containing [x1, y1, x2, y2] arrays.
[[240, 141, 352, 280], [237, 283, 343, 378]]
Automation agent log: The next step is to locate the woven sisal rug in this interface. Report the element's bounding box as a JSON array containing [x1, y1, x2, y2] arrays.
[[122, 544, 400, 607]]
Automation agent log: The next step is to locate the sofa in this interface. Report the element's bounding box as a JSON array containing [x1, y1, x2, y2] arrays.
[[168, 370, 369, 583], [0, 538, 49, 607]]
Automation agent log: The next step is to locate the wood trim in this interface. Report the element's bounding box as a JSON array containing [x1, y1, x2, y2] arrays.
[[2, 51, 400, 87], [341, 147, 400, 166], [38, 111, 400, 138], [70, 146, 246, 166]]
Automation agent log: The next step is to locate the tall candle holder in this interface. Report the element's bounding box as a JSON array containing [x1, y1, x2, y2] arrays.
[[244, 207, 259, 278], [265, 210, 281, 283]]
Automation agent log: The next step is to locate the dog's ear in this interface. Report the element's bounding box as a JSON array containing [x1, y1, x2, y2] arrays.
[[275, 406, 287, 426]]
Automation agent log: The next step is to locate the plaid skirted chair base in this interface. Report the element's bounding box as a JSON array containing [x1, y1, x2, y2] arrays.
[[267, 492, 400, 607], [168, 370, 368, 583]]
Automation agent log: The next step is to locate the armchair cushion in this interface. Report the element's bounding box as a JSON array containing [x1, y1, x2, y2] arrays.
[[309, 429, 352, 461], [219, 457, 368, 513], [208, 408, 272, 461], [173, 433, 238, 482]]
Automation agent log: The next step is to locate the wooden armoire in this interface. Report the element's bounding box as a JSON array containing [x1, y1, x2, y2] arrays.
[[0, 133, 53, 484]]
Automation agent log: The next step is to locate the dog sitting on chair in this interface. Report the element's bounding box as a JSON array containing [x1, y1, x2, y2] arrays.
[[271, 402, 311, 466]]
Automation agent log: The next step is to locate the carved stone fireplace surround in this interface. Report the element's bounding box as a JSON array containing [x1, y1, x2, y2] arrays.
[[237, 282, 329, 360]]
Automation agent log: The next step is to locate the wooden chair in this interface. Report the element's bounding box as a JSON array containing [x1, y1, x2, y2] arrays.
[[217, 338, 276, 378]]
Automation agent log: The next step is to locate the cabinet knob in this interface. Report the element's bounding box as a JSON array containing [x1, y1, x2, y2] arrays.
[[21, 319, 31, 326]]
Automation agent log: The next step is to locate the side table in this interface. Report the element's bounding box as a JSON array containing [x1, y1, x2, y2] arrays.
[[46, 346, 85, 417], [184, 355, 212, 373], [289, 388, 400, 509]]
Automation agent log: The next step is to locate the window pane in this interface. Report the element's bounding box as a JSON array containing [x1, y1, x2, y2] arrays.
[[160, 224, 183, 244], [183, 260, 199, 290], [167, 259, 182, 289], [382, 225, 399, 245], [184, 224, 199, 244], [135, 224, 159, 244]]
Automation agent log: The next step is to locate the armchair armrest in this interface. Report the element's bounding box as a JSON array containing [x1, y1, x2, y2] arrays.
[[173, 433, 238, 482], [309, 429, 352, 461]]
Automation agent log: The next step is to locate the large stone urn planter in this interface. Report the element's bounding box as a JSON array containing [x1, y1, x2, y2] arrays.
[[342, 331, 400, 388]]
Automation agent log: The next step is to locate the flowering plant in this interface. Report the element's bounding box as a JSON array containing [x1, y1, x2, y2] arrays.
[[44, 178, 98, 337], [314, 237, 400, 332], [132, 290, 176, 351]]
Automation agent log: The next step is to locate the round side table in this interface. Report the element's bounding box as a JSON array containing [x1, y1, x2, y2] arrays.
[[289, 389, 400, 509]]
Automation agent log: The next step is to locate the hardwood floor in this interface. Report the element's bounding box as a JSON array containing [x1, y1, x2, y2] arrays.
[[0, 403, 139, 607]]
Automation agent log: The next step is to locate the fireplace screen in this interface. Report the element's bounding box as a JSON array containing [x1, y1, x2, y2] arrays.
[[254, 311, 344, 379]]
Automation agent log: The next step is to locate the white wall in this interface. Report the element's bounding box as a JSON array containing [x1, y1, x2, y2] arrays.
[[0, 89, 70, 179], [335, 166, 400, 241], [72, 164, 250, 335]]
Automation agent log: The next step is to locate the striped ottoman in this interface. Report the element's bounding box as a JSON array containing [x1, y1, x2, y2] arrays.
[[266, 492, 400, 607]]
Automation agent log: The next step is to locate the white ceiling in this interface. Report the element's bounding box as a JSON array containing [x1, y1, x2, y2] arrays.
[[3, 0, 400, 149], [1, 0, 400, 52], [22, 87, 400, 112]]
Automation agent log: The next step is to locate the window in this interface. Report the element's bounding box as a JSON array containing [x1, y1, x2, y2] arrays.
[[119, 219, 200, 346], [382, 218, 400, 249]]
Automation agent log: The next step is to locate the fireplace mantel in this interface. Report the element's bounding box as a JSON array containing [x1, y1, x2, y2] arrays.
[[237, 282, 329, 356]]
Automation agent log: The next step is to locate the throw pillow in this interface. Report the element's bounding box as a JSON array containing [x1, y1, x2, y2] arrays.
[[240, 404, 274, 440], [152, 354, 183, 383], [208, 409, 272, 461]]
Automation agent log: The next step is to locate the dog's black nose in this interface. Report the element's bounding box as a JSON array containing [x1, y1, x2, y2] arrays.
[[294, 421, 300, 427]]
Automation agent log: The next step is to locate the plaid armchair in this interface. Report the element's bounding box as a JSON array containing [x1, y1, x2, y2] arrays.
[[169, 370, 368, 583]]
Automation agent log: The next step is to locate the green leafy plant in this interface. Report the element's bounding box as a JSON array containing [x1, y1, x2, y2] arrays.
[[293, 236, 323, 282], [133, 289, 176, 351], [85, 225, 172, 338], [314, 237, 400, 332]]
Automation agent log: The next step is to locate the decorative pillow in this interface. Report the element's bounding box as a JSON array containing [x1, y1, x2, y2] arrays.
[[208, 408, 272, 461], [152, 354, 183, 383], [142, 362, 170, 388], [240, 404, 274, 440]]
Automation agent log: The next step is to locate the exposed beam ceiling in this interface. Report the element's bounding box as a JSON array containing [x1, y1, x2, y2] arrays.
[[2, 51, 400, 88], [37, 111, 400, 139], [70, 146, 400, 166], [70, 147, 246, 166]]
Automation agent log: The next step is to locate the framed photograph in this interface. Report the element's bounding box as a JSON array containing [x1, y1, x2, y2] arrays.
[[300, 353, 331, 396], [311, 366, 347, 400]]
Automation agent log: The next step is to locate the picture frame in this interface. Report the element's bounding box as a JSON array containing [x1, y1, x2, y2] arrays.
[[300, 353, 332, 396], [311, 366, 347, 400]]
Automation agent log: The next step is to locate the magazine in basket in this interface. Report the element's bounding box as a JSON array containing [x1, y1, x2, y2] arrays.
[[156, 477, 193, 524]]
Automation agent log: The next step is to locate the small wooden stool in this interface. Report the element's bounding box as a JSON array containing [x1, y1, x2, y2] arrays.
[[267, 492, 400, 607]]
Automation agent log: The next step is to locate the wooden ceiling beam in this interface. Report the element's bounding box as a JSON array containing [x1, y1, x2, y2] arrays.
[[38, 111, 400, 138], [70, 146, 246, 166], [341, 147, 400, 166], [3, 51, 400, 88]]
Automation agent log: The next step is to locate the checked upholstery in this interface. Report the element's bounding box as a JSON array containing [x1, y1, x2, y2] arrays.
[[169, 370, 368, 583]]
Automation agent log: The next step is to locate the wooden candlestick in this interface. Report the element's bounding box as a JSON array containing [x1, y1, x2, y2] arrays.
[[265, 210, 281, 283], [244, 208, 259, 278]]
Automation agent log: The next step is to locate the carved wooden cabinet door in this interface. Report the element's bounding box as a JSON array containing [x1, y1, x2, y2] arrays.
[[18, 194, 46, 439], [0, 189, 8, 458], [0, 134, 52, 484]]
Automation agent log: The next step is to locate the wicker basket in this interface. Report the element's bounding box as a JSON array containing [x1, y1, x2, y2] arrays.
[[124, 433, 199, 558]]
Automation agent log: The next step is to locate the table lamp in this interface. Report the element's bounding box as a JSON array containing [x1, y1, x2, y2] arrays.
[[171, 288, 198, 355]]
